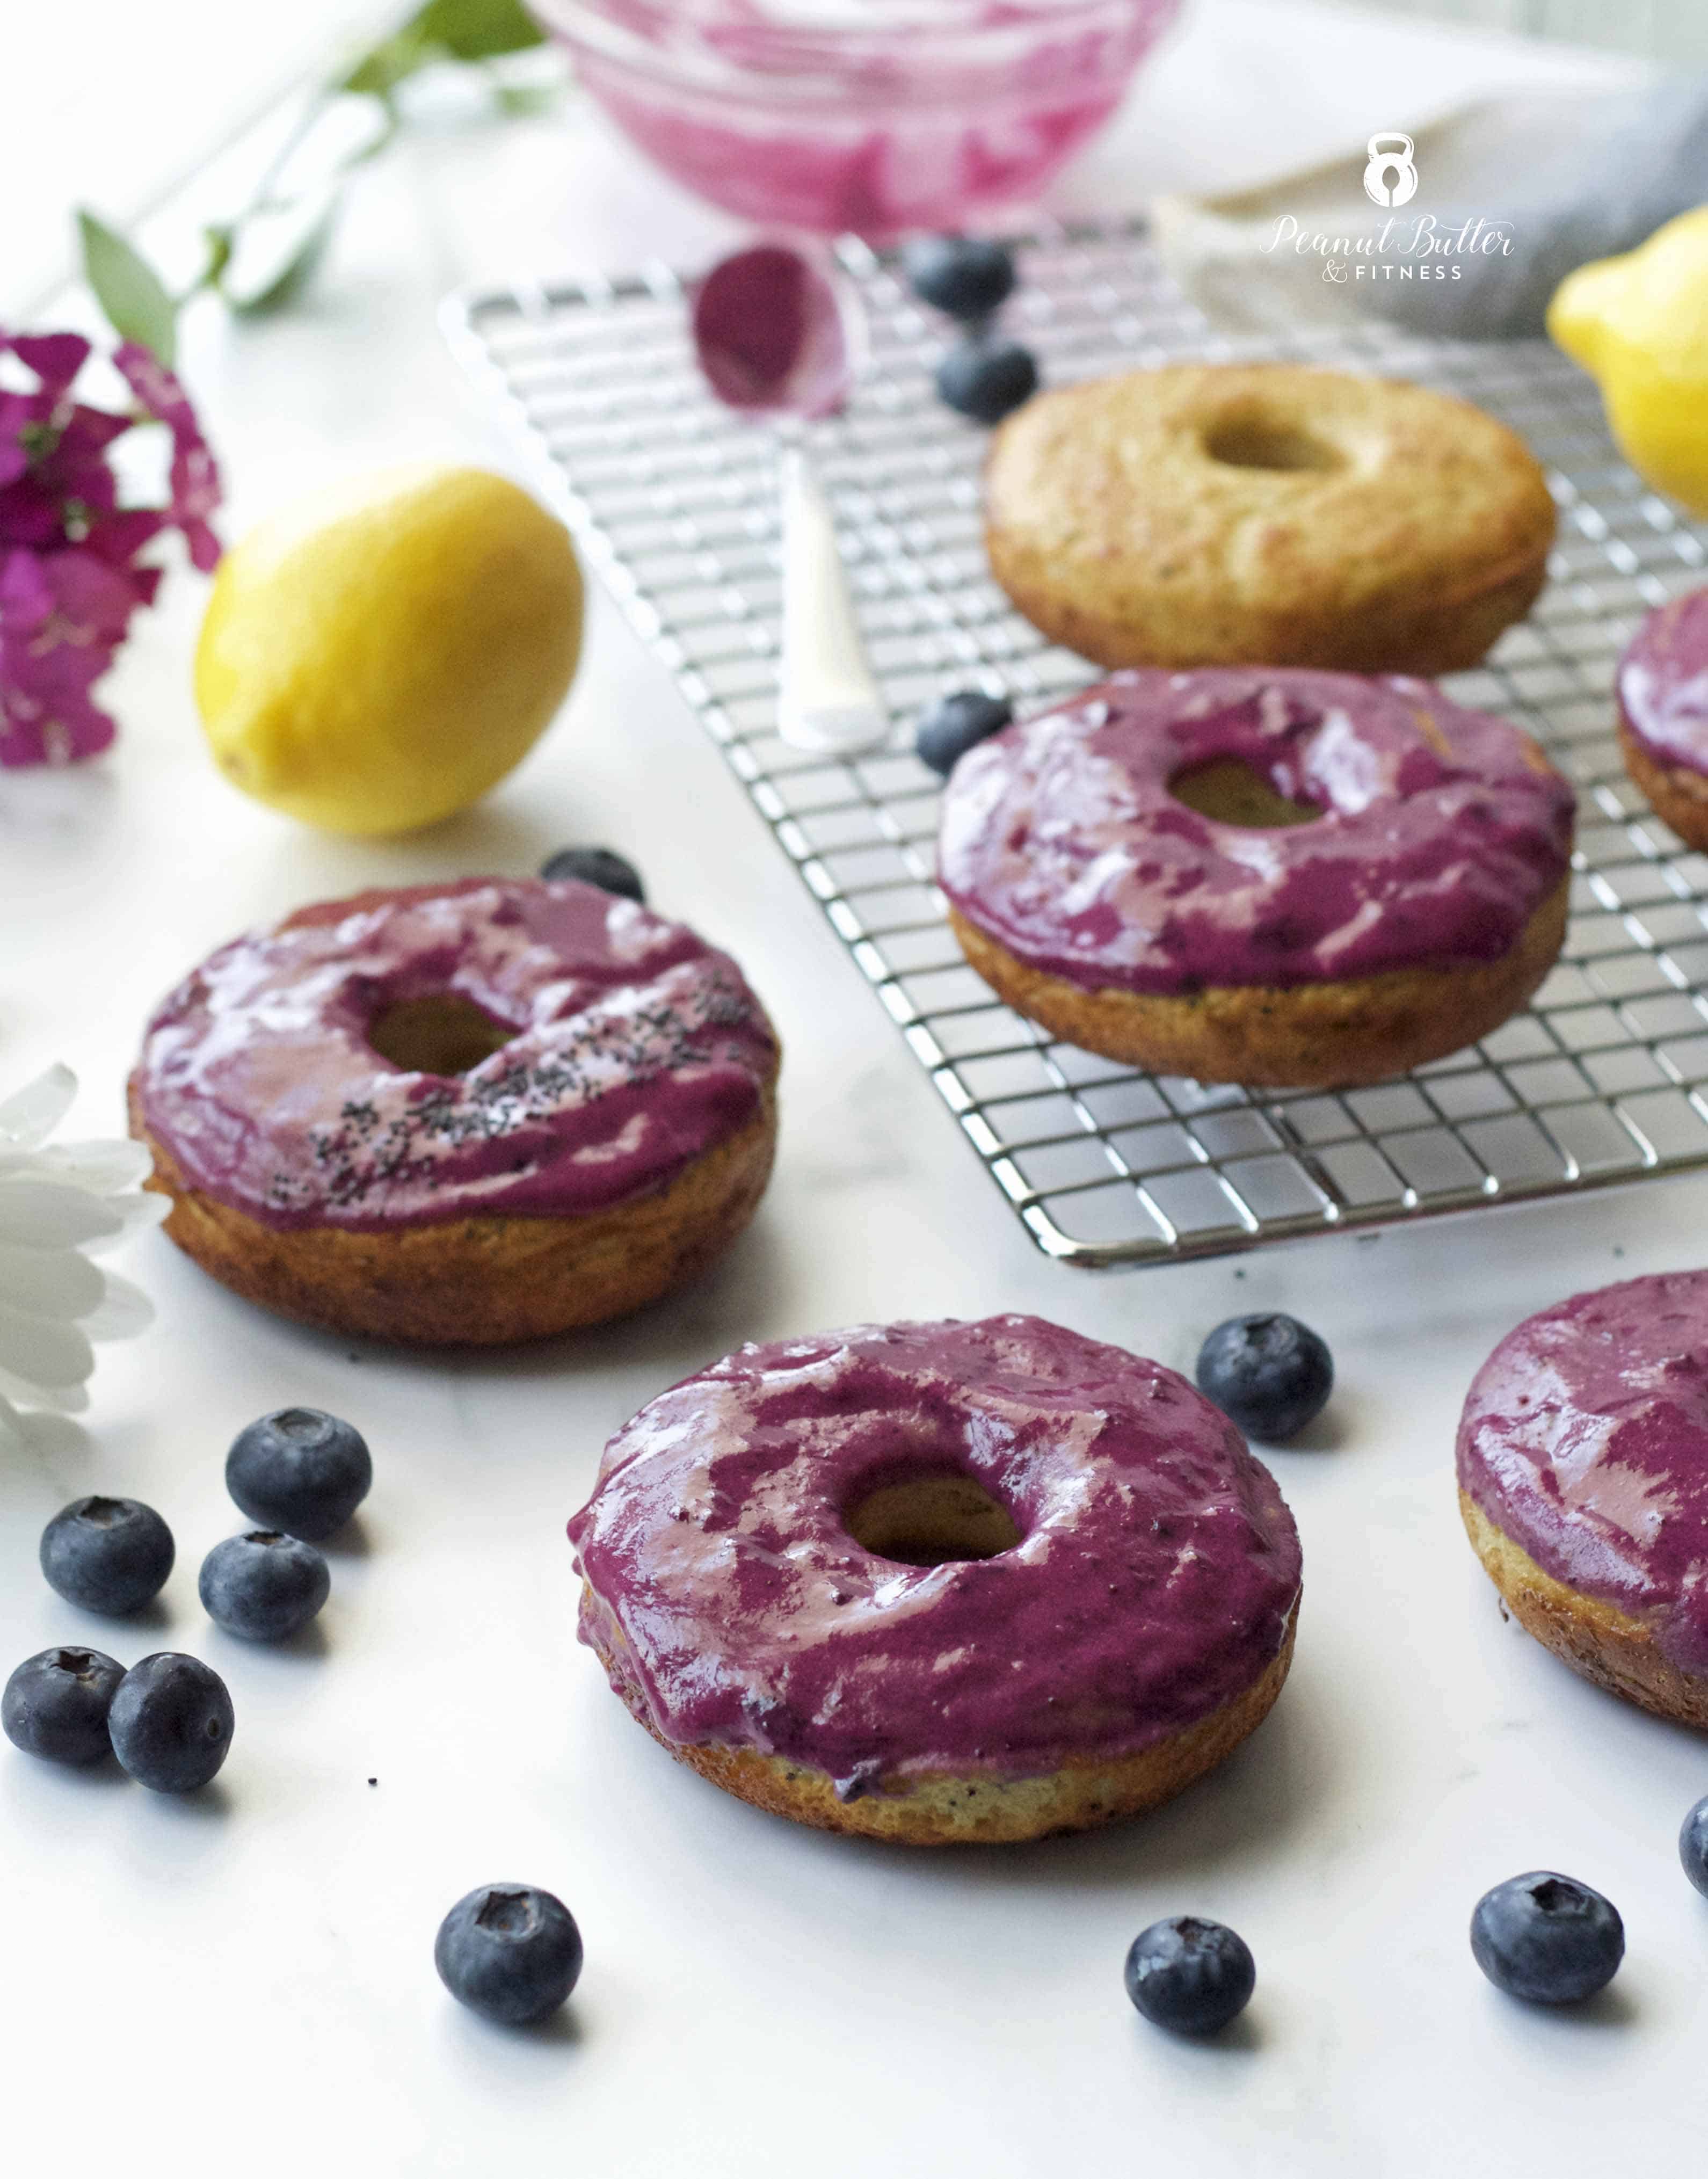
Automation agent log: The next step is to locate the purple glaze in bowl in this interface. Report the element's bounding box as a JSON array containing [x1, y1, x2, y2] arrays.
[[1617, 587, 1708, 779], [568, 1314, 1302, 1788], [1458, 1270, 1708, 1676], [133, 877, 779, 1232], [937, 667, 1574, 996], [530, 0, 1182, 239]]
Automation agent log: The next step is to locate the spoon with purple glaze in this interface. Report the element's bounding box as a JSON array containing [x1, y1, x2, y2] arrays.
[[691, 243, 888, 758]]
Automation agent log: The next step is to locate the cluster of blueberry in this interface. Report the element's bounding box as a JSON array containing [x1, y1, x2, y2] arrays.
[[2, 1407, 370, 1791], [1140, 1834, 1708, 2032], [4, 1405, 584, 2030], [902, 237, 1040, 428]]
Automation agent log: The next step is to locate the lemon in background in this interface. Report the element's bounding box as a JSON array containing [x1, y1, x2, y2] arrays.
[[1549, 207, 1708, 518], [195, 464, 583, 835]]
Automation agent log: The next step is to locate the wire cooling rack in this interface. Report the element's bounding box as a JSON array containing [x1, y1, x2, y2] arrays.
[[445, 219, 1708, 1268]]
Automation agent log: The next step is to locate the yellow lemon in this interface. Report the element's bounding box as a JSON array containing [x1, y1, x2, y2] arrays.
[[195, 464, 583, 835], [1549, 207, 1708, 517]]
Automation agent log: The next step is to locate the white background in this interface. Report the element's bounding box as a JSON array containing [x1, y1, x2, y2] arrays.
[[5, 4, 1708, 2174]]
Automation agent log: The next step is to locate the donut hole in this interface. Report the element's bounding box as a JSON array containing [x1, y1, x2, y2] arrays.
[[845, 1471, 1023, 1567], [1202, 413, 1343, 474], [1169, 759, 1322, 829], [367, 993, 515, 1076]]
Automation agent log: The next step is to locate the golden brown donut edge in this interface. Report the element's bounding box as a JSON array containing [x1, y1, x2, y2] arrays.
[[583, 1596, 1298, 1845], [127, 1066, 778, 1346], [1617, 718, 1708, 853], [1460, 1491, 1708, 1731], [947, 880, 1568, 1090]]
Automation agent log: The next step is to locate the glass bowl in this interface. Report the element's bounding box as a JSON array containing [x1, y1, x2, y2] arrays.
[[530, 1, 1183, 238]]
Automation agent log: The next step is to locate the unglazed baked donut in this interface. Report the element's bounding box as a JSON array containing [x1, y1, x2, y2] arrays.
[[1616, 588, 1708, 849], [1458, 1270, 1708, 1730], [130, 877, 780, 1345], [938, 667, 1574, 1087], [984, 364, 1557, 676], [567, 1314, 1302, 1846]]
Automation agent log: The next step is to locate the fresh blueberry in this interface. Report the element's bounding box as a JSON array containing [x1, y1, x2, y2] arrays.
[[1470, 1871, 1624, 2004], [200, 1531, 330, 1643], [539, 846, 646, 904], [226, 1408, 372, 1542], [40, 1496, 175, 1616], [435, 1884, 584, 2027], [1682, 1795, 1708, 1898], [1195, 1313, 1334, 1443], [916, 689, 1013, 778], [107, 1652, 233, 1793], [935, 337, 1038, 425], [1124, 1916, 1255, 2036], [2, 1647, 126, 1766], [902, 236, 1017, 321]]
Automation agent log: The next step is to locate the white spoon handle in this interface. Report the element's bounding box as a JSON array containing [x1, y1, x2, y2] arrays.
[[776, 446, 888, 757]]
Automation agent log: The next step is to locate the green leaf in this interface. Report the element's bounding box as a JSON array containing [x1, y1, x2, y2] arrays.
[[338, 27, 430, 97], [200, 225, 235, 292], [76, 209, 178, 366], [337, 0, 542, 99], [494, 79, 558, 116], [412, 0, 545, 62], [224, 193, 341, 316]]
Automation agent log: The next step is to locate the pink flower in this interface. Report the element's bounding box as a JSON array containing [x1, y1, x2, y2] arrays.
[[115, 343, 224, 573], [0, 329, 222, 766]]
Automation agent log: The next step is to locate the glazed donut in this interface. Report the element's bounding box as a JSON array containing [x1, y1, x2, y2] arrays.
[[1458, 1270, 1708, 1730], [567, 1314, 1302, 1846], [130, 877, 780, 1345], [1616, 588, 1708, 850], [937, 667, 1574, 1087], [984, 364, 1557, 676]]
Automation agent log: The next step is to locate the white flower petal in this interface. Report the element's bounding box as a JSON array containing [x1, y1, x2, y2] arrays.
[[0, 1180, 123, 1249], [0, 1362, 88, 1414], [80, 1190, 171, 1254], [0, 1064, 77, 1150], [79, 1272, 154, 1342], [0, 1241, 105, 1319], [0, 1389, 23, 1442], [0, 1305, 93, 1389], [37, 1138, 154, 1194]]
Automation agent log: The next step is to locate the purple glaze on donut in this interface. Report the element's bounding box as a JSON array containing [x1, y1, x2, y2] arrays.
[[1457, 1270, 1708, 1675], [1617, 589, 1708, 778], [134, 878, 779, 1232], [937, 669, 1574, 994], [567, 1315, 1302, 1786]]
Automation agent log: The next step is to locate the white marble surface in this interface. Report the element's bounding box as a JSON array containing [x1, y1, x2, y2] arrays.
[[5, 5, 1705, 2174]]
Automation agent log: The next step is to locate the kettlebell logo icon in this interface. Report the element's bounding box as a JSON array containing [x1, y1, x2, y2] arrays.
[[1363, 132, 1418, 207]]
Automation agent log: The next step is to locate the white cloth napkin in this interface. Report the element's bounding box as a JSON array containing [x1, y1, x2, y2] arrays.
[[1152, 78, 1708, 340]]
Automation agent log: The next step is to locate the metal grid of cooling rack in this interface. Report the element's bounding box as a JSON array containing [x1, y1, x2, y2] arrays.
[[445, 219, 1708, 1269]]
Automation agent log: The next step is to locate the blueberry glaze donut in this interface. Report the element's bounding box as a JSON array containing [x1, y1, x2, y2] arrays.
[[567, 1315, 1302, 1845], [1458, 1270, 1708, 1729], [1616, 588, 1708, 849], [130, 877, 780, 1345], [984, 364, 1557, 676], [939, 667, 1575, 1087]]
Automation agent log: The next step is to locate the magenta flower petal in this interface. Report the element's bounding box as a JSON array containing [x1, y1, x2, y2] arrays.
[[0, 558, 113, 768], [0, 330, 224, 763], [114, 342, 223, 569], [0, 476, 67, 550], [0, 547, 129, 767], [8, 332, 92, 400], [82, 505, 166, 569], [0, 546, 50, 627]]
